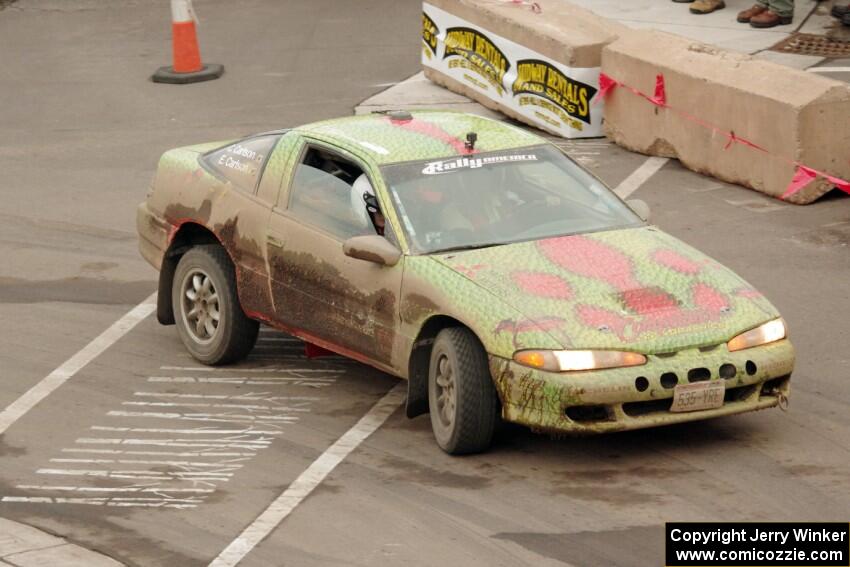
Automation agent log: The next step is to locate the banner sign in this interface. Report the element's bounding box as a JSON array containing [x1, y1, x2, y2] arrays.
[[422, 2, 604, 139]]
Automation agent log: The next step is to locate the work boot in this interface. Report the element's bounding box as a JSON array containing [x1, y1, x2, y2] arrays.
[[690, 0, 725, 14], [832, 3, 850, 18], [737, 4, 767, 22], [750, 10, 793, 27]]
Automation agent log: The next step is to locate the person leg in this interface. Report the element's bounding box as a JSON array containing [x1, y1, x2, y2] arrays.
[[737, 1, 769, 22], [690, 0, 725, 14], [769, 0, 794, 18], [832, 3, 850, 18], [750, 0, 793, 26]]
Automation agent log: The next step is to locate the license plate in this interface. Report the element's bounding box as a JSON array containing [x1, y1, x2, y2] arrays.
[[670, 381, 725, 413]]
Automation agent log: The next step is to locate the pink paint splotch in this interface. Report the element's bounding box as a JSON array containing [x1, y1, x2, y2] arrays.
[[512, 271, 573, 300], [538, 236, 638, 291], [653, 249, 701, 275]]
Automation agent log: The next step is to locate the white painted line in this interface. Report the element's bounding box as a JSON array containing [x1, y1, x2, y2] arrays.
[[0, 294, 156, 435], [91, 425, 284, 435], [121, 401, 302, 411], [159, 366, 346, 373], [50, 458, 246, 468], [106, 411, 300, 423], [62, 448, 256, 457], [614, 157, 669, 199], [76, 438, 272, 449], [209, 384, 405, 567], [35, 469, 231, 482], [37, 468, 233, 477], [133, 392, 319, 402], [808, 67, 850, 73], [148, 377, 335, 386], [2, 496, 200, 508], [17, 485, 214, 493]]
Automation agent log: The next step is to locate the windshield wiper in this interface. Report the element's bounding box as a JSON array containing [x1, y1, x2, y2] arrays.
[[429, 242, 506, 254]]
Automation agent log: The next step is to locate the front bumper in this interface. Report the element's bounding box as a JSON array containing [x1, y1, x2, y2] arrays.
[[489, 339, 794, 434]]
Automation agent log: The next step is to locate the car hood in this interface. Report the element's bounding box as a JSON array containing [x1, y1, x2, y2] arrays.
[[430, 227, 780, 353]]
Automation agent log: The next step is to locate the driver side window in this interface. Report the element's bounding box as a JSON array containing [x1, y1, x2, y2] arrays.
[[287, 146, 377, 240]]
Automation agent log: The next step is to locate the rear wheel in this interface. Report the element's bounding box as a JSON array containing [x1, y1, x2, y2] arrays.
[[428, 327, 497, 455], [172, 245, 258, 365]]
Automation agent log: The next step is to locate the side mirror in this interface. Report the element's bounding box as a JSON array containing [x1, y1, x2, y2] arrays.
[[627, 199, 651, 222], [343, 235, 402, 266]]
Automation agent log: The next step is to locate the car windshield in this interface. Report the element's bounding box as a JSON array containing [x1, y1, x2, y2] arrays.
[[380, 144, 643, 254]]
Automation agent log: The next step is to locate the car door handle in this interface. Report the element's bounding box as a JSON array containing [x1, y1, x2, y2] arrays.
[[267, 234, 284, 248]]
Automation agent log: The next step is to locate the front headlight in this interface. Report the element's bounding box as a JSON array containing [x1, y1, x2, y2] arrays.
[[727, 318, 786, 352], [513, 349, 647, 372]]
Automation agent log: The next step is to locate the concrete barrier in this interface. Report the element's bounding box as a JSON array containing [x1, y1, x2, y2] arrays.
[[601, 30, 850, 204], [422, 0, 625, 139]]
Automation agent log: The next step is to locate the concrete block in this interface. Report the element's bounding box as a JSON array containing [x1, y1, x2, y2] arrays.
[[422, 0, 626, 138], [601, 30, 850, 204]]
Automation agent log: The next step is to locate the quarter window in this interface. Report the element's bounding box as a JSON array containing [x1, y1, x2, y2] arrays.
[[202, 135, 280, 192], [287, 146, 379, 240]]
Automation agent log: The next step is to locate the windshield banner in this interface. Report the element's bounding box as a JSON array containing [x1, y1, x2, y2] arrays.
[[422, 3, 603, 139]]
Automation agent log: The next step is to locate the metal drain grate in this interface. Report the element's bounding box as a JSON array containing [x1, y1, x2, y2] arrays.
[[771, 33, 850, 57]]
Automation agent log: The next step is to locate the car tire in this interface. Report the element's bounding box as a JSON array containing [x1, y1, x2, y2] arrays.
[[172, 244, 258, 365], [428, 327, 497, 455]]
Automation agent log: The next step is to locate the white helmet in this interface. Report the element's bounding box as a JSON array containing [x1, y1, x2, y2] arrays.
[[350, 174, 376, 230]]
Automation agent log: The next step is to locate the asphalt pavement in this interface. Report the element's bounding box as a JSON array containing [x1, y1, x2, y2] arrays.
[[1, 1, 850, 566]]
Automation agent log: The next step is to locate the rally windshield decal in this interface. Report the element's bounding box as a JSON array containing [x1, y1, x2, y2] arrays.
[[443, 26, 510, 95], [422, 154, 538, 175], [512, 59, 598, 125]]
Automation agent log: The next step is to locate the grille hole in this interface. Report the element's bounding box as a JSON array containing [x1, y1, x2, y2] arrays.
[[699, 344, 719, 352], [719, 363, 737, 379], [660, 372, 678, 389], [761, 374, 791, 397], [635, 376, 649, 392], [688, 368, 711, 382], [746, 361, 757, 376], [656, 352, 677, 358], [566, 405, 609, 422], [726, 384, 757, 402], [622, 398, 672, 417]]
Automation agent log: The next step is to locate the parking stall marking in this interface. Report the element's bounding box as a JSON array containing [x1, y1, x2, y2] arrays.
[[2, 337, 343, 510], [209, 383, 406, 567], [614, 157, 669, 199], [0, 293, 156, 435]]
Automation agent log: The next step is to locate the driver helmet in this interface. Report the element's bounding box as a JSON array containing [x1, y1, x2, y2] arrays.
[[350, 173, 378, 229]]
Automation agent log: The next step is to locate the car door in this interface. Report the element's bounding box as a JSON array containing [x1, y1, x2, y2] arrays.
[[265, 137, 404, 369]]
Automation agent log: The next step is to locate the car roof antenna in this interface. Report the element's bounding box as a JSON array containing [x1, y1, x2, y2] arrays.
[[465, 132, 477, 151]]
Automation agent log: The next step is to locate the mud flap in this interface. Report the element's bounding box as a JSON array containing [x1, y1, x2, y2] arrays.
[[304, 342, 335, 358], [157, 256, 177, 325], [405, 363, 429, 418]]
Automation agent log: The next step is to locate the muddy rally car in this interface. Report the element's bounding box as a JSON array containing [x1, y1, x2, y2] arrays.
[[137, 111, 794, 454]]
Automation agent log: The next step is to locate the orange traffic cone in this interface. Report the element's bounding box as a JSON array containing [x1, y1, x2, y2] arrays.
[[152, 0, 223, 84]]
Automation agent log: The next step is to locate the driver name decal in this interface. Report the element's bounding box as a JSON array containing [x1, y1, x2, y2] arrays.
[[421, 153, 538, 175]]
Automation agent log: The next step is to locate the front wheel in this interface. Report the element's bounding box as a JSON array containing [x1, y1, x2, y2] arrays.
[[172, 245, 258, 365], [428, 327, 497, 455]]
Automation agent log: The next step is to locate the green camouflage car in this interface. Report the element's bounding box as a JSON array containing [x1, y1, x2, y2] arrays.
[[137, 110, 794, 454]]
